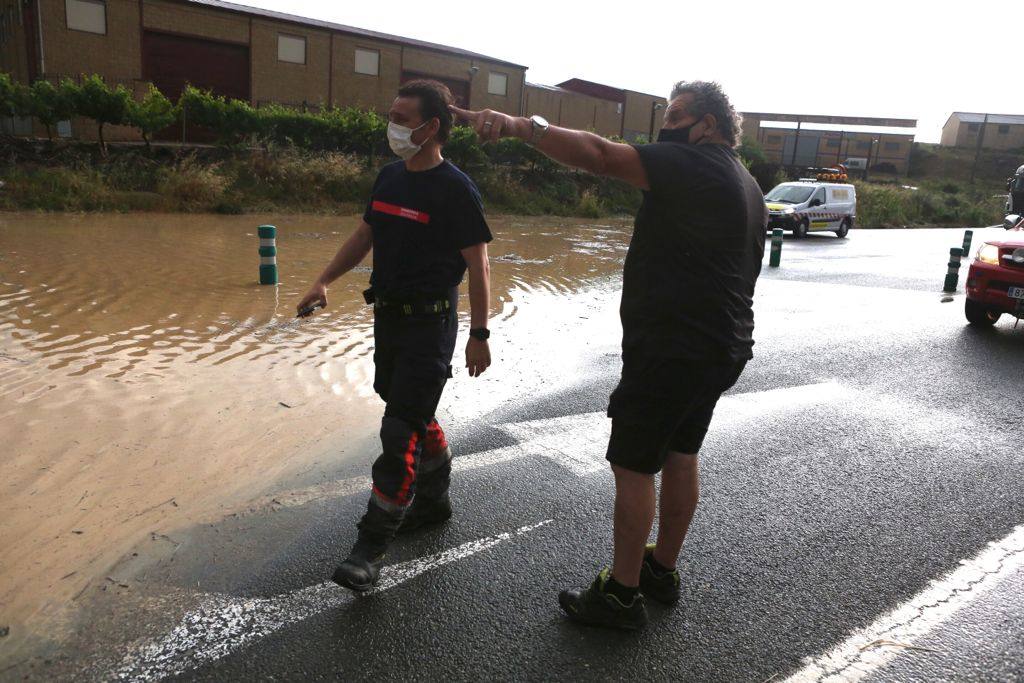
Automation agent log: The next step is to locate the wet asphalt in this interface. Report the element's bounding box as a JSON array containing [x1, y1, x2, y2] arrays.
[[18, 227, 1024, 682]]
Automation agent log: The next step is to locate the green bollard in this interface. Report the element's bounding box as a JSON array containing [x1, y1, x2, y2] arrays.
[[769, 229, 783, 267], [962, 229, 973, 260], [258, 224, 278, 285], [943, 247, 963, 293]]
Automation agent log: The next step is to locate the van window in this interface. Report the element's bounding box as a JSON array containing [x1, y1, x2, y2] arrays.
[[811, 188, 825, 205], [765, 185, 814, 204], [831, 188, 850, 201]]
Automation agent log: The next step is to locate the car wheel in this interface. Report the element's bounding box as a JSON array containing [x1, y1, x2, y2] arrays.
[[794, 218, 809, 238], [965, 299, 1001, 327], [835, 218, 851, 238]]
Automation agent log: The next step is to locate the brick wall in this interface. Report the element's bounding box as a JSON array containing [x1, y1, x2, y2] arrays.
[[331, 34, 401, 111], [250, 19, 330, 107]]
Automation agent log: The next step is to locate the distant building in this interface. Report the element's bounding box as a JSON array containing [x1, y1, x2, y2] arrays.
[[741, 112, 917, 175], [0, 0, 527, 141], [940, 113, 1024, 152], [523, 80, 667, 141], [555, 78, 667, 142]]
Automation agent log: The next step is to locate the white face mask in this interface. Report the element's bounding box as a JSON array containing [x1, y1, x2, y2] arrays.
[[387, 121, 429, 160]]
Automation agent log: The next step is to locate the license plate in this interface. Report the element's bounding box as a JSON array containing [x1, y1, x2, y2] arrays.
[[1010, 286, 1024, 300]]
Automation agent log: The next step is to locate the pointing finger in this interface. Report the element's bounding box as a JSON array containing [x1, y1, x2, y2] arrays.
[[449, 105, 475, 124]]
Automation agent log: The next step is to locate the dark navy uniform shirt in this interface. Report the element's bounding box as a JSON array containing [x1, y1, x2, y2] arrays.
[[363, 160, 492, 298]]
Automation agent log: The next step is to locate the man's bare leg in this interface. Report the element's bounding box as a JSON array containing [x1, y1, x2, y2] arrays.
[[653, 451, 699, 568], [610, 464, 657, 586]]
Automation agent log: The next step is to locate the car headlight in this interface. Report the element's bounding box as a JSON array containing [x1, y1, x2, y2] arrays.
[[977, 244, 1000, 265], [783, 208, 795, 215]]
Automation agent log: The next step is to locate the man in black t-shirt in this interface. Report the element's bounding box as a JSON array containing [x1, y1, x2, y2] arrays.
[[454, 81, 766, 630], [297, 80, 493, 592]]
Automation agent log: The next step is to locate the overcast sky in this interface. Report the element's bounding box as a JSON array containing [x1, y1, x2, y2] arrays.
[[233, 0, 1013, 143]]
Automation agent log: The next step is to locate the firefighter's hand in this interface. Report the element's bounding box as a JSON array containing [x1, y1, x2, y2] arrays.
[[465, 338, 491, 377], [296, 282, 327, 317]]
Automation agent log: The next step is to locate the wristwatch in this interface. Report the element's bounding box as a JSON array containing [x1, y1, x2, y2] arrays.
[[469, 328, 490, 341], [527, 115, 549, 146]]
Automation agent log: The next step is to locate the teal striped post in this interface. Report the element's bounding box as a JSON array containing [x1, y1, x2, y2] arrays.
[[943, 247, 963, 293], [962, 229, 974, 260], [769, 229, 783, 268], [258, 225, 278, 285]]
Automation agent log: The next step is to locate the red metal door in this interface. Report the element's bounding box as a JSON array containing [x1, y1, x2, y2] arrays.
[[142, 31, 250, 142]]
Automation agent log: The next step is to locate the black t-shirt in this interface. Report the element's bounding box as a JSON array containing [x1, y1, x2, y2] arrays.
[[363, 160, 492, 297], [622, 142, 767, 362]]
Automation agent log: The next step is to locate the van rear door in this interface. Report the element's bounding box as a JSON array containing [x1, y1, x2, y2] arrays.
[[827, 186, 854, 222]]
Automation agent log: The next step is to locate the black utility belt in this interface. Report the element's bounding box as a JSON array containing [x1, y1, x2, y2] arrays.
[[364, 288, 453, 316]]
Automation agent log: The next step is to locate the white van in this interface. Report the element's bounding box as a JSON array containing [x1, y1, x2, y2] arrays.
[[765, 181, 857, 238]]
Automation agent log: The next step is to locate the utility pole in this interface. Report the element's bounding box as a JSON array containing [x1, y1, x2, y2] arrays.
[[970, 113, 989, 184]]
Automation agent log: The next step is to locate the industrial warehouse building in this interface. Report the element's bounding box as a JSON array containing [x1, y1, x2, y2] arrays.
[[1, 0, 529, 141], [941, 113, 1024, 152], [741, 113, 917, 175], [2, 0, 918, 170], [0, 0, 667, 142]]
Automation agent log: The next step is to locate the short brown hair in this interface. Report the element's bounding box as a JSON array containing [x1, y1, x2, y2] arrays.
[[397, 79, 455, 144]]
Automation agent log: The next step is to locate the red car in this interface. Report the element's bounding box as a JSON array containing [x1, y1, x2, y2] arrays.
[[965, 215, 1024, 326]]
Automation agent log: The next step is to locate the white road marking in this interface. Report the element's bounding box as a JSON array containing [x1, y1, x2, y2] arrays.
[[111, 381, 851, 679], [111, 520, 552, 681], [783, 524, 1024, 682], [253, 380, 849, 510]]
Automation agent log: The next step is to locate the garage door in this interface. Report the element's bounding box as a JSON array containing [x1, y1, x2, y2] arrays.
[[142, 31, 250, 141]]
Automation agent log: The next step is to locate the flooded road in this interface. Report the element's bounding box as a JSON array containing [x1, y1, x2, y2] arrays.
[[0, 211, 631, 653]]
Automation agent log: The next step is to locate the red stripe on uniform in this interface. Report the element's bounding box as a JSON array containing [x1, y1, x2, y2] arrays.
[[394, 432, 419, 505], [371, 200, 430, 224]]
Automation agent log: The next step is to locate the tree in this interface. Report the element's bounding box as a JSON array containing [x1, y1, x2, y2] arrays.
[[74, 74, 133, 154], [128, 84, 176, 149], [738, 136, 768, 168], [0, 72, 31, 120], [28, 79, 77, 141]]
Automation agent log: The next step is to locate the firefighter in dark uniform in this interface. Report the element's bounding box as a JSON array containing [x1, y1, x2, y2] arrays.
[[297, 80, 493, 591]]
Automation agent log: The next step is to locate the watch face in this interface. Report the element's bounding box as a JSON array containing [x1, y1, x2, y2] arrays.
[[532, 115, 549, 127]]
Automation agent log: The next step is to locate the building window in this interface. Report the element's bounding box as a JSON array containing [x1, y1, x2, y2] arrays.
[[998, 124, 1010, 134], [277, 34, 306, 65], [967, 123, 980, 132], [616, 102, 623, 114], [66, 0, 106, 35], [487, 72, 508, 96], [57, 120, 72, 138], [884, 142, 900, 152], [826, 139, 840, 148], [354, 48, 379, 76]]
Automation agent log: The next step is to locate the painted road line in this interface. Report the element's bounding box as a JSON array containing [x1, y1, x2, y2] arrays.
[[251, 380, 849, 511], [783, 523, 1024, 683], [111, 520, 553, 681]]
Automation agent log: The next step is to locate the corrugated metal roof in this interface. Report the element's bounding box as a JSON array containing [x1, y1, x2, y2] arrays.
[[525, 82, 571, 93], [952, 112, 1024, 125], [183, 0, 527, 69]]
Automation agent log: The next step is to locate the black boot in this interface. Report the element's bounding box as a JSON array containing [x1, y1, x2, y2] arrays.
[[332, 500, 402, 592], [398, 453, 452, 534], [398, 492, 452, 534]]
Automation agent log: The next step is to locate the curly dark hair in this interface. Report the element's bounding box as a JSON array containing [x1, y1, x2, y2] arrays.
[[669, 81, 743, 148], [397, 79, 455, 143]]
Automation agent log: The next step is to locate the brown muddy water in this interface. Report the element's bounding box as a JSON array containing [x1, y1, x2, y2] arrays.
[[0, 211, 631, 656]]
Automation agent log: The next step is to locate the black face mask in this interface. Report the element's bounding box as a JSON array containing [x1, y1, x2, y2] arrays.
[[657, 123, 696, 144]]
